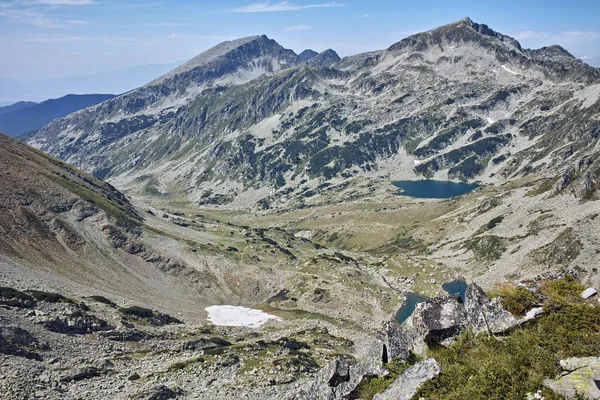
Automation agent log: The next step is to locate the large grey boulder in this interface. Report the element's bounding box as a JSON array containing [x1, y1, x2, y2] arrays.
[[309, 339, 386, 399], [384, 322, 422, 361], [464, 283, 518, 334], [412, 294, 468, 346], [373, 358, 441, 400], [544, 357, 600, 399]]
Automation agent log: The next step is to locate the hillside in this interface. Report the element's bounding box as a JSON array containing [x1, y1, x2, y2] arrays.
[[0, 94, 116, 137]]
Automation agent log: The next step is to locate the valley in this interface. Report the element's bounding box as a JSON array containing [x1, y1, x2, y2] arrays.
[[1, 16, 600, 400]]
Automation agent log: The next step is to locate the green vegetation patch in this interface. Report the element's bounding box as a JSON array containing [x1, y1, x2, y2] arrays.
[[415, 277, 600, 400], [169, 356, 205, 371], [526, 176, 560, 197], [26, 290, 75, 304], [463, 235, 507, 261], [488, 284, 539, 316], [119, 306, 182, 326], [528, 228, 583, 267], [88, 295, 117, 307]]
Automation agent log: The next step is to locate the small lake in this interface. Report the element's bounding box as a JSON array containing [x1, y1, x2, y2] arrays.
[[442, 279, 468, 302], [393, 180, 479, 199], [395, 292, 428, 324]]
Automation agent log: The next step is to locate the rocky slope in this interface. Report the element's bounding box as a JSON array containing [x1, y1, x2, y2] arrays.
[[29, 18, 600, 210]]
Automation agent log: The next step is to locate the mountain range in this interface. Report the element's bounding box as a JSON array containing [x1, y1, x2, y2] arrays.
[[29, 18, 600, 211], [0, 94, 116, 138]]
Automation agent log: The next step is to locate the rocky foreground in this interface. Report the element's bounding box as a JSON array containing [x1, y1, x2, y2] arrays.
[[2, 274, 599, 399]]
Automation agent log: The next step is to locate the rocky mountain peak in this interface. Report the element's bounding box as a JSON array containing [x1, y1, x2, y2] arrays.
[[308, 49, 341, 66], [388, 17, 522, 54], [151, 34, 299, 85], [298, 49, 319, 61]]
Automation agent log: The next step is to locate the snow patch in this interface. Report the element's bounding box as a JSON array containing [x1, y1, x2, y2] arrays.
[[205, 305, 282, 328], [501, 65, 518, 75]]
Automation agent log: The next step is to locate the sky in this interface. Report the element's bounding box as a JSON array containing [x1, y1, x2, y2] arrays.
[[1, 0, 599, 101]]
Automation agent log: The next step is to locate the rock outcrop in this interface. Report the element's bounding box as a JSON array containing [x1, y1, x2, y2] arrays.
[[386, 283, 520, 359], [373, 358, 441, 400], [544, 357, 600, 400], [309, 339, 387, 399]]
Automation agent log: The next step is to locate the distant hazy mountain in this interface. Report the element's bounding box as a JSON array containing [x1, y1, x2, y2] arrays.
[[0, 94, 116, 137], [0, 101, 37, 116], [0, 62, 182, 104]]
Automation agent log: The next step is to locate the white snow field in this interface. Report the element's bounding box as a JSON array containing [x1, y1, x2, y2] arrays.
[[205, 305, 282, 328]]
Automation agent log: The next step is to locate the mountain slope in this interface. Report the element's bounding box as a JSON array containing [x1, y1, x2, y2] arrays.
[[0, 132, 227, 322], [0, 101, 37, 116], [0, 94, 116, 138], [298, 49, 319, 61], [29, 18, 600, 209]]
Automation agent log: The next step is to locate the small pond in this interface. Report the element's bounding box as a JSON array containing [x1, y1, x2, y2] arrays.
[[393, 180, 479, 199], [395, 279, 469, 324], [395, 292, 428, 324], [442, 279, 469, 302]]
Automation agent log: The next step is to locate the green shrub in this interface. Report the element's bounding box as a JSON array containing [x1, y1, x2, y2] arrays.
[[539, 275, 584, 302], [120, 306, 154, 319], [88, 295, 117, 307], [486, 216, 504, 230], [0, 287, 33, 301], [26, 290, 73, 304], [489, 284, 539, 316]]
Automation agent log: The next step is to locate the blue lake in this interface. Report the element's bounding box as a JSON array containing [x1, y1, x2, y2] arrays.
[[442, 279, 468, 302], [395, 292, 428, 324], [393, 180, 479, 199]]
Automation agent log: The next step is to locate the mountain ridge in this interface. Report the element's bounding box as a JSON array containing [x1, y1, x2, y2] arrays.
[[0, 94, 116, 138], [28, 19, 600, 210]]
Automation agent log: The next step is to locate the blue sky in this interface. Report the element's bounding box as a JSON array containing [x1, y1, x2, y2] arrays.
[[1, 0, 599, 84]]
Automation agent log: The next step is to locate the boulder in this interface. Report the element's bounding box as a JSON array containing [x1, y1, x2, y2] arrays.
[[384, 322, 422, 361], [41, 307, 112, 334], [373, 358, 441, 400], [0, 326, 46, 360], [544, 357, 600, 399], [412, 294, 468, 346], [309, 339, 386, 399], [581, 288, 597, 299], [61, 366, 101, 382], [464, 283, 518, 334]]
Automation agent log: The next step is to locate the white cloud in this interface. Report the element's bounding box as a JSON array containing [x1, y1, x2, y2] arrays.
[[67, 19, 88, 25], [230, 1, 344, 13], [361, 13, 370, 18], [285, 24, 313, 31]]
